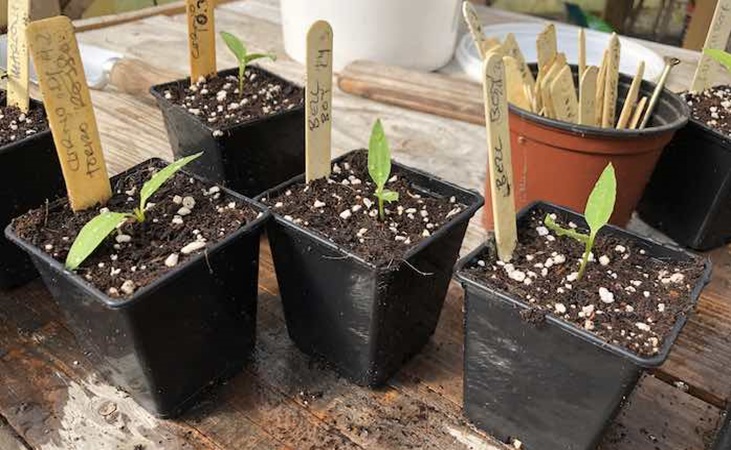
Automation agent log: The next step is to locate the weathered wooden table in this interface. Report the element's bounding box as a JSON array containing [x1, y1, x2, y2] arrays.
[[1, 1, 730, 449]]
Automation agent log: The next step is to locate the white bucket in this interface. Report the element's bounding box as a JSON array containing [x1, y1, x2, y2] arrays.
[[280, 0, 462, 72]]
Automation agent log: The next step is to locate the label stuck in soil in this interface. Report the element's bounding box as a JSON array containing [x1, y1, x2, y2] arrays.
[[6, 0, 30, 112], [305, 20, 333, 182], [690, 0, 731, 92], [186, 0, 217, 82], [462, 2, 489, 59], [27, 16, 112, 211]]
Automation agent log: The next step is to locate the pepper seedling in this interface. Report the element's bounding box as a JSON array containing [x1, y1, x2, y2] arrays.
[[367, 119, 399, 220], [65, 153, 202, 270], [704, 48, 731, 73], [220, 31, 276, 97], [544, 163, 616, 280]]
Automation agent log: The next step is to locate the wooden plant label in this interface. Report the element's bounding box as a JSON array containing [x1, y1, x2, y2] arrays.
[[186, 0, 217, 82], [550, 65, 578, 123], [579, 66, 598, 126], [6, 0, 30, 112], [463, 1, 488, 59], [27, 16, 112, 211], [616, 61, 645, 129], [595, 49, 608, 123], [503, 56, 531, 110], [502, 33, 535, 89], [482, 52, 517, 261], [579, 28, 586, 79], [690, 0, 731, 92], [602, 34, 620, 127], [630, 96, 648, 129], [539, 54, 566, 119], [536, 23, 557, 74], [305, 20, 333, 182]]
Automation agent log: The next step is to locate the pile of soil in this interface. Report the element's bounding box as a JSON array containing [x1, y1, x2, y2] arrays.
[[0, 93, 48, 147], [12, 161, 260, 299], [160, 66, 304, 134], [461, 207, 707, 357], [261, 151, 466, 266], [684, 85, 731, 136]]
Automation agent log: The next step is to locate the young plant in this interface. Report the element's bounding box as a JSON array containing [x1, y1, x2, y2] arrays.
[[220, 31, 276, 96], [367, 119, 399, 220], [65, 152, 202, 271], [544, 163, 616, 280], [705, 48, 731, 73]]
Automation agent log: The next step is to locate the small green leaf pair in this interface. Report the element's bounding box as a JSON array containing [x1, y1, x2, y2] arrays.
[[220, 31, 276, 97], [368, 119, 399, 220], [65, 152, 203, 271], [544, 163, 616, 280], [705, 48, 731, 74]]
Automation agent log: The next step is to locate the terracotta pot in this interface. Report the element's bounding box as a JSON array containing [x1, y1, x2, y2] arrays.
[[483, 65, 689, 230]]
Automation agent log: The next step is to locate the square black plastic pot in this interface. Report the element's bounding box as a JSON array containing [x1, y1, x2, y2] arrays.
[[714, 409, 731, 450], [0, 96, 65, 288], [5, 159, 270, 418], [638, 119, 731, 250], [259, 150, 484, 387], [150, 66, 305, 198], [455, 201, 711, 450]]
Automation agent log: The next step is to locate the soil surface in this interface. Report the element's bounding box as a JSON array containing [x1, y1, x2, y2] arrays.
[[160, 66, 303, 134], [12, 160, 260, 300], [261, 151, 467, 266], [684, 85, 731, 136], [0, 92, 48, 147], [461, 206, 707, 357]]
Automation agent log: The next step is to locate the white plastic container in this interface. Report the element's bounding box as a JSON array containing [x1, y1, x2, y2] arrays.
[[280, 0, 462, 72]]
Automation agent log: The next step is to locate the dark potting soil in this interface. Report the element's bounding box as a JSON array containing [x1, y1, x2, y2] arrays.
[[0, 92, 48, 147], [12, 161, 260, 299], [261, 151, 466, 266], [684, 85, 731, 136], [161, 67, 304, 133], [461, 207, 707, 357]]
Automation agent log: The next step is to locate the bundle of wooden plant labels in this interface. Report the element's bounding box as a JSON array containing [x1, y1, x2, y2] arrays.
[[463, 7, 651, 130]]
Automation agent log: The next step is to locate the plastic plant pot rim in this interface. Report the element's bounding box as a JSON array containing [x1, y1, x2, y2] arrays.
[[5, 158, 271, 310], [509, 64, 689, 139], [256, 149, 485, 271], [0, 97, 52, 156], [149, 65, 305, 134], [454, 200, 712, 368]]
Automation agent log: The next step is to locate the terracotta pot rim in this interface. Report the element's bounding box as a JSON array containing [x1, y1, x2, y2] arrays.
[[510, 64, 690, 140]]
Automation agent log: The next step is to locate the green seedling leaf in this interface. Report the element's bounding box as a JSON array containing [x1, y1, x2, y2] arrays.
[[220, 31, 277, 96], [244, 52, 277, 65], [137, 152, 203, 221], [367, 119, 398, 220], [544, 215, 589, 243], [221, 31, 247, 61], [584, 163, 617, 233], [704, 48, 731, 74], [65, 212, 129, 270]]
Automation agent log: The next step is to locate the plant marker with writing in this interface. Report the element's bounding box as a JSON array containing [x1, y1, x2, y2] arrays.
[[616, 61, 644, 129], [27, 16, 111, 212], [550, 65, 578, 123], [462, 1, 488, 59], [536, 23, 557, 76], [305, 20, 333, 182], [502, 33, 535, 90], [579, 66, 598, 126], [602, 33, 620, 128], [595, 49, 608, 123], [690, 0, 731, 92], [186, 0, 216, 82], [503, 56, 531, 111], [482, 52, 517, 262], [6, 0, 30, 112]]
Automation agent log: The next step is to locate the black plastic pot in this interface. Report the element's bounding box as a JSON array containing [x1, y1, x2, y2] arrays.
[[0, 96, 64, 288], [714, 410, 731, 450], [259, 150, 484, 387], [638, 119, 731, 250], [455, 201, 711, 450], [5, 159, 270, 418], [150, 66, 305, 198]]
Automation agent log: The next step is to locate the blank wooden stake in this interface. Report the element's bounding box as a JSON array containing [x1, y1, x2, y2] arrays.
[[630, 96, 648, 129], [503, 56, 531, 110], [595, 49, 609, 124], [536, 23, 557, 76], [6, 0, 30, 112], [463, 1, 489, 59], [27, 16, 112, 211], [305, 20, 334, 182], [482, 52, 517, 261], [540, 53, 566, 118], [579, 66, 598, 126], [616, 61, 645, 129], [602, 34, 621, 128], [503, 33, 536, 90], [550, 65, 579, 123], [690, 0, 731, 92], [579, 28, 586, 80], [186, 0, 217, 82]]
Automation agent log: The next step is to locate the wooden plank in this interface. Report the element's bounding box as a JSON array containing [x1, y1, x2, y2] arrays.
[[0, 415, 28, 450]]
